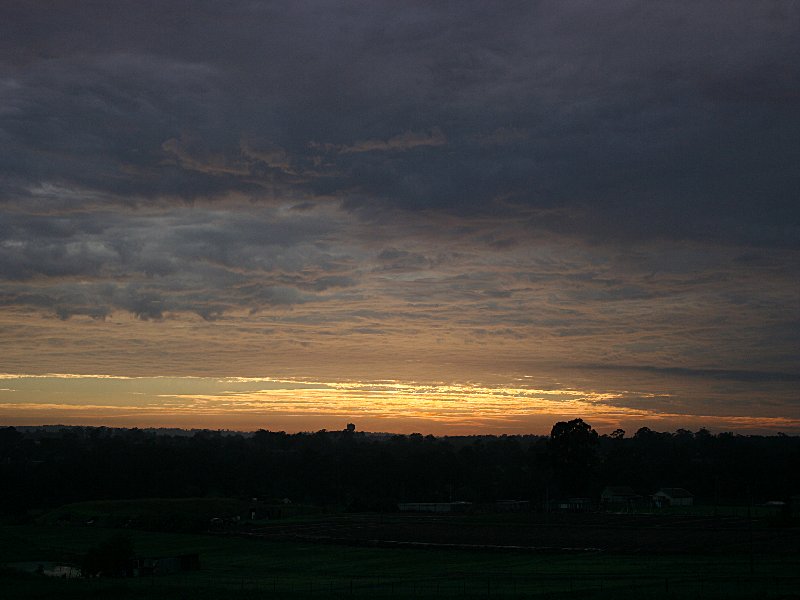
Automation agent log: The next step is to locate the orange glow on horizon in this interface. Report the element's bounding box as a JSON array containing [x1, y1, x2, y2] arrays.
[[0, 373, 797, 436]]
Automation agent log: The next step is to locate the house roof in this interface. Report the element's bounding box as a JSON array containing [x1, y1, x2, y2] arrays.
[[655, 487, 693, 498]]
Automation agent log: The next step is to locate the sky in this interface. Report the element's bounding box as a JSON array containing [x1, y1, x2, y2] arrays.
[[1, 1, 799, 435]]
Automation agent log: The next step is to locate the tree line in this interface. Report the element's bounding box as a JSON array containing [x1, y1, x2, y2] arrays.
[[1, 420, 798, 514]]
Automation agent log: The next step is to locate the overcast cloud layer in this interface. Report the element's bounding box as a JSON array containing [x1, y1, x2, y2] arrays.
[[1, 1, 798, 432]]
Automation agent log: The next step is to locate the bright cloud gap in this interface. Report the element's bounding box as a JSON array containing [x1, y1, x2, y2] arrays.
[[0, 373, 797, 435]]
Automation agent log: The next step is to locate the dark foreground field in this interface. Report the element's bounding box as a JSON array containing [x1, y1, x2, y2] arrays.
[[247, 510, 800, 555], [2, 508, 800, 599]]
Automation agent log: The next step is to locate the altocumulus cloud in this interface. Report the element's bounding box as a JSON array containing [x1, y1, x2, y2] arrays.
[[0, 1, 796, 243]]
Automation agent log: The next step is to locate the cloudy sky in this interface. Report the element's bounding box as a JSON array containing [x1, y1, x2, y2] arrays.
[[1, 1, 798, 434]]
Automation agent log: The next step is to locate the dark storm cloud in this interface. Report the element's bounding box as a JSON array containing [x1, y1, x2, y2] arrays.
[[1, 1, 798, 246]]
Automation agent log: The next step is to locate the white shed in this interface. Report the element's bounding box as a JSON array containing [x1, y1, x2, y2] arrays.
[[653, 487, 693, 507]]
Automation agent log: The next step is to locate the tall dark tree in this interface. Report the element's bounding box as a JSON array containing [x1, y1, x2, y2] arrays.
[[549, 418, 599, 496]]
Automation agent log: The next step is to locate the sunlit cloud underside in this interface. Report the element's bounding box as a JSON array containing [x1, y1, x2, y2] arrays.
[[0, 374, 796, 435]]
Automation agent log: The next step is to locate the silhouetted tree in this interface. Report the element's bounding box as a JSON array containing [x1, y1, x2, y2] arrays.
[[609, 428, 625, 440], [549, 418, 599, 496]]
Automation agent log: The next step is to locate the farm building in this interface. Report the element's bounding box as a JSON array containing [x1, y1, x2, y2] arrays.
[[600, 486, 641, 508], [557, 497, 593, 512], [653, 488, 694, 507]]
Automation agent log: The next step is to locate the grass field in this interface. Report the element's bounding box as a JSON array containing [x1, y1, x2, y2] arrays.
[[2, 509, 799, 599]]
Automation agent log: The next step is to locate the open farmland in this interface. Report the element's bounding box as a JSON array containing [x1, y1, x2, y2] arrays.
[[244, 511, 800, 555], [2, 508, 799, 599]]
